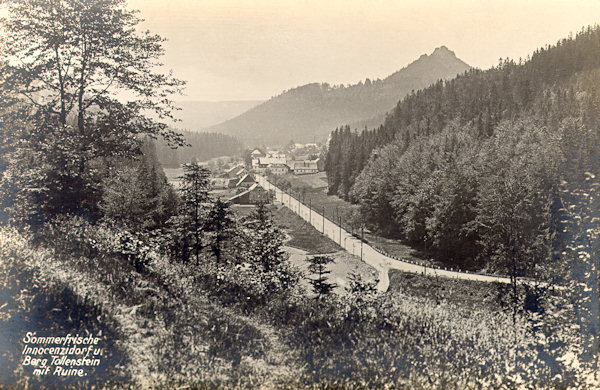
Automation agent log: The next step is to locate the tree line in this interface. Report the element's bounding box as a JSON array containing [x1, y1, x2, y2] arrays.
[[155, 130, 243, 168]]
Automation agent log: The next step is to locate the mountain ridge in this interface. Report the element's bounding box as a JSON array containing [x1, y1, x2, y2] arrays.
[[206, 46, 471, 146]]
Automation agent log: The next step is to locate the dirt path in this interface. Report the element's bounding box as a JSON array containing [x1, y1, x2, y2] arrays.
[[257, 175, 512, 292]]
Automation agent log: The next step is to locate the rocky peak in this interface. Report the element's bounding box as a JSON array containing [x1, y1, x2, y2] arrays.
[[431, 45, 456, 58]]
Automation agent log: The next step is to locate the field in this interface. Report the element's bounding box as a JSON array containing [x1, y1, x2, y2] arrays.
[[362, 233, 431, 266], [268, 203, 378, 292], [287, 172, 328, 189], [388, 269, 510, 310], [269, 204, 340, 254]]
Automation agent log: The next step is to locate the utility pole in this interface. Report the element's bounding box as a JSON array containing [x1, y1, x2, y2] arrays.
[[339, 215, 341, 244], [360, 225, 364, 261], [309, 198, 312, 224], [322, 206, 325, 233]]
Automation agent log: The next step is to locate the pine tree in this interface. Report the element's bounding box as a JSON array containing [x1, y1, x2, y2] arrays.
[[235, 203, 296, 293], [178, 163, 211, 265], [238, 203, 287, 272], [307, 255, 337, 300], [204, 197, 235, 268]]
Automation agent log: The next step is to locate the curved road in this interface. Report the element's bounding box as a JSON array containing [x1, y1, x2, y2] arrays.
[[256, 175, 512, 292]]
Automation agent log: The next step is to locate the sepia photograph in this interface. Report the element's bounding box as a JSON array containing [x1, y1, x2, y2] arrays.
[[1, 0, 599, 388]]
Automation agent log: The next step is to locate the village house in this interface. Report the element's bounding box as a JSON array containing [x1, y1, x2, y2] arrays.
[[252, 162, 269, 174], [249, 148, 322, 176], [236, 173, 256, 188], [227, 183, 270, 205], [288, 159, 319, 175], [222, 164, 245, 179], [250, 149, 264, 158], [210, 177, 237, 189], [252, 150, 287, 173], [233, 167, 247, 178], [268, 163, 289, 175], [260, 152, 287, 165]]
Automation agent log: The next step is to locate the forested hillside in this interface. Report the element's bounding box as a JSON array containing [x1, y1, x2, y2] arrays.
[[326, 26, 600, 277], [208, 47, 470, 145], [155, 130, 243, 167]]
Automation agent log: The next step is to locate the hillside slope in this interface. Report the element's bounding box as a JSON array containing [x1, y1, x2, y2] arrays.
[[208, 46, 470, 146]]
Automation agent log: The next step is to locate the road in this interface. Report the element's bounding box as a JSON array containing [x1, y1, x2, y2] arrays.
[[256, 174, 513, 292]]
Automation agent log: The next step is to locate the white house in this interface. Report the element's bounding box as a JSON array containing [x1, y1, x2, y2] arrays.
[[288, 159, 319, 175], [268, 163, 289, 175], [260, 152, 287, 165]]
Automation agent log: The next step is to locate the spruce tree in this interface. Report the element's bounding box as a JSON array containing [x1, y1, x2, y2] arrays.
[[204, 197, 235, 268], [178, 163, 211, 265], [307, 255, 337, 300]]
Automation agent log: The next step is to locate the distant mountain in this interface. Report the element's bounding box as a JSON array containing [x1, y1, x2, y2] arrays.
[[207, 46, 471, 146], [175, 100, 263, 131]]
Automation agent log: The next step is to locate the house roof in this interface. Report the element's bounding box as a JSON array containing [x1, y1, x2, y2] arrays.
[[227, 183, 259, 202], [225, 164, 244, 174], [236, 173, 255, 187], [289, 160, 318, 170]]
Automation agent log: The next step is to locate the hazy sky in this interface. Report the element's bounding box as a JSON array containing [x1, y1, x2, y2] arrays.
[[128, 0, 600, 101]]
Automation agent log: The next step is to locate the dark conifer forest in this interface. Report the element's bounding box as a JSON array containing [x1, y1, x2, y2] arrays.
[[155, 130, 243, 167]]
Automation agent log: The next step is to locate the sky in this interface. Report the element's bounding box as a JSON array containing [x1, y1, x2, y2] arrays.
[[128, 0, 600, 102]]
